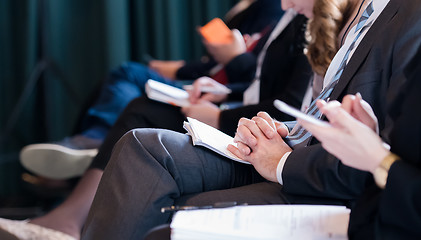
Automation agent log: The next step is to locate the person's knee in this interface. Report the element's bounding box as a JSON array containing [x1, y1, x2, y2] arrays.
[[124, 96, 148, 111]]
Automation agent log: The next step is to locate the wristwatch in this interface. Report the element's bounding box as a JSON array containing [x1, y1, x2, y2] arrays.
[[373, 152, 400, 189]]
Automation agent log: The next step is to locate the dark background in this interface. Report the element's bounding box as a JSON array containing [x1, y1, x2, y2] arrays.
[[0, 0, 236, 200]]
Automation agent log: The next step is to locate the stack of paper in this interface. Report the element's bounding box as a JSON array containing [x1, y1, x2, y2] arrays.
[[171, 205, 350, 240], [145, 79, 190, 107], [183, 117, 249, 164]]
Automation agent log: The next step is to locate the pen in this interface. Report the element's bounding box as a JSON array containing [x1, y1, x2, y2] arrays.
[[161, 201, 243, 213], [183, 85, 232, 94]]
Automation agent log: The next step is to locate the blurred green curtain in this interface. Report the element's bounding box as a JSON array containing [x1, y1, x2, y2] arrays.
[[0, 0, 236, 197]]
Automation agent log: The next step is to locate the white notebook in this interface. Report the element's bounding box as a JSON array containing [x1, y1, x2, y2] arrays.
[[183, 117, 249, 165], [171, 205, 350, 240], [145, 79, 191, 107]]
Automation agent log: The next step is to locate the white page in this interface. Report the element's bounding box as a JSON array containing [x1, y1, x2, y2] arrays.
[[184, 118, 249, 164], [171, 205, 350, 240], [145, 79, 191, 107]]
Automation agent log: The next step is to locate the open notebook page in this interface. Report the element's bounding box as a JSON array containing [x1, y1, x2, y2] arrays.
[[184, 117, 249, 164]]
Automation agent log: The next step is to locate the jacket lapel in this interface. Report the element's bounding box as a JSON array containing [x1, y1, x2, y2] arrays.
[[330, 0, 400, 100]]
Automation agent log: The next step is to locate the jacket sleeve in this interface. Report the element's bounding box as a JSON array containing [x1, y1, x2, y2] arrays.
[[282, 143, 372, 199], [175, 58, 216, 80], [376, 161, 421, 236]]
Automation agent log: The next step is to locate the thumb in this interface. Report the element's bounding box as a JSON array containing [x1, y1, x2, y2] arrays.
[[231, 29, 244, 43], [275, 122, 289, 137], [352, 93, 378, 131]]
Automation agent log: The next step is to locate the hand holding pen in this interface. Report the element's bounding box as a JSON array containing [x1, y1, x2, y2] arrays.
[[186, 76, 231, 104]]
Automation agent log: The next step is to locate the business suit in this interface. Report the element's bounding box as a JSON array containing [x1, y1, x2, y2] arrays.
[[82, 1, 421, 239], [348, 46, 421, 240], [89, 15, 311, 170], [281, 0, 421, 201]]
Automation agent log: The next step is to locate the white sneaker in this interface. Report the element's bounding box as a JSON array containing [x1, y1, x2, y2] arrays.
[[0, 218, 76, 240], [20, 135, 101, 180]]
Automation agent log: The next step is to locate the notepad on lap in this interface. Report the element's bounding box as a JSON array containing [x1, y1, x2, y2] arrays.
[[183, 117, 249, 164], [145, 79, 191, 107]]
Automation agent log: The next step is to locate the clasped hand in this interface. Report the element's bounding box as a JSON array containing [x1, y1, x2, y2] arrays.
[[227, 112, 292, 182]]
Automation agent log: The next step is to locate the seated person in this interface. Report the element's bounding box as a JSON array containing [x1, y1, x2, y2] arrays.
[[77, 0, 421, 239], [0, 2, 314, 239], [20, 0, 285, 180], [299, 52, 421, 238], [144, 46, 421, 240]]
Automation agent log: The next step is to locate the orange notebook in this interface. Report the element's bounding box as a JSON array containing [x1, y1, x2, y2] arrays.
[[199, 18, 233, 44]]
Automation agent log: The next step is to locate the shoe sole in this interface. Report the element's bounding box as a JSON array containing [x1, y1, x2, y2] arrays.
[[20, 144, 98, 180]]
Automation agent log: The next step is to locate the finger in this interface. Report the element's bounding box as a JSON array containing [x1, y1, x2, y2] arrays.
[[231, 29, 244, 43], [239, 117, 266, 140], [189, 78, 207, 102], [275, 122, 289, 137], [352, 93, 378, 127], [234, 124, 257, 147], [318, 100, 341, 125], [321, 106, 365, 133], [341, 95, 356, 114], [199, 93, 217, 102], [298, 119, 341, 143], [237, 142, 252, 156], [256, 112, 276, 130], [298, 119, 328, 137], [252, 116, 276, 139], [315, 99, 327, 110], [227, 144, 251, 159], [237, 117, 250, 127]]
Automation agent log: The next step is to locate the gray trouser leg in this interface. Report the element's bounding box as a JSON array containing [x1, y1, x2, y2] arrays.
[[82, 128, 258, 240]]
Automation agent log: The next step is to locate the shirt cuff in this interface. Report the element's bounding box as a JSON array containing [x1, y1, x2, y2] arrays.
[[276, 151, 291, 185]]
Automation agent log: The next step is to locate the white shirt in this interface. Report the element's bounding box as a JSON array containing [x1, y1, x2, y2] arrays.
[[276, 0, 391, 185], [243, 9, 297, 105]]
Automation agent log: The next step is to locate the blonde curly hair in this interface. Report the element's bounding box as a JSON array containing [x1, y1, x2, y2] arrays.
[[306, 0, 355, 76]]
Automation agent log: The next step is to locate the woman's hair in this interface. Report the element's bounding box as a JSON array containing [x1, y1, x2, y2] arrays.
[[306, 0, 355, 76]]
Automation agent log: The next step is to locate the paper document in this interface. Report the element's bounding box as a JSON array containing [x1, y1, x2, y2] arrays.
[[183, 117, 249, 164], [171, 205, 350, 240], [145, 79, 190, 107]]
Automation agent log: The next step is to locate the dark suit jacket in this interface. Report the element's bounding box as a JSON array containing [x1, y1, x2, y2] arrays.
[[219, 15, 312, 136], [282, 0, 421, 201], [348, 40, 421, 240]]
